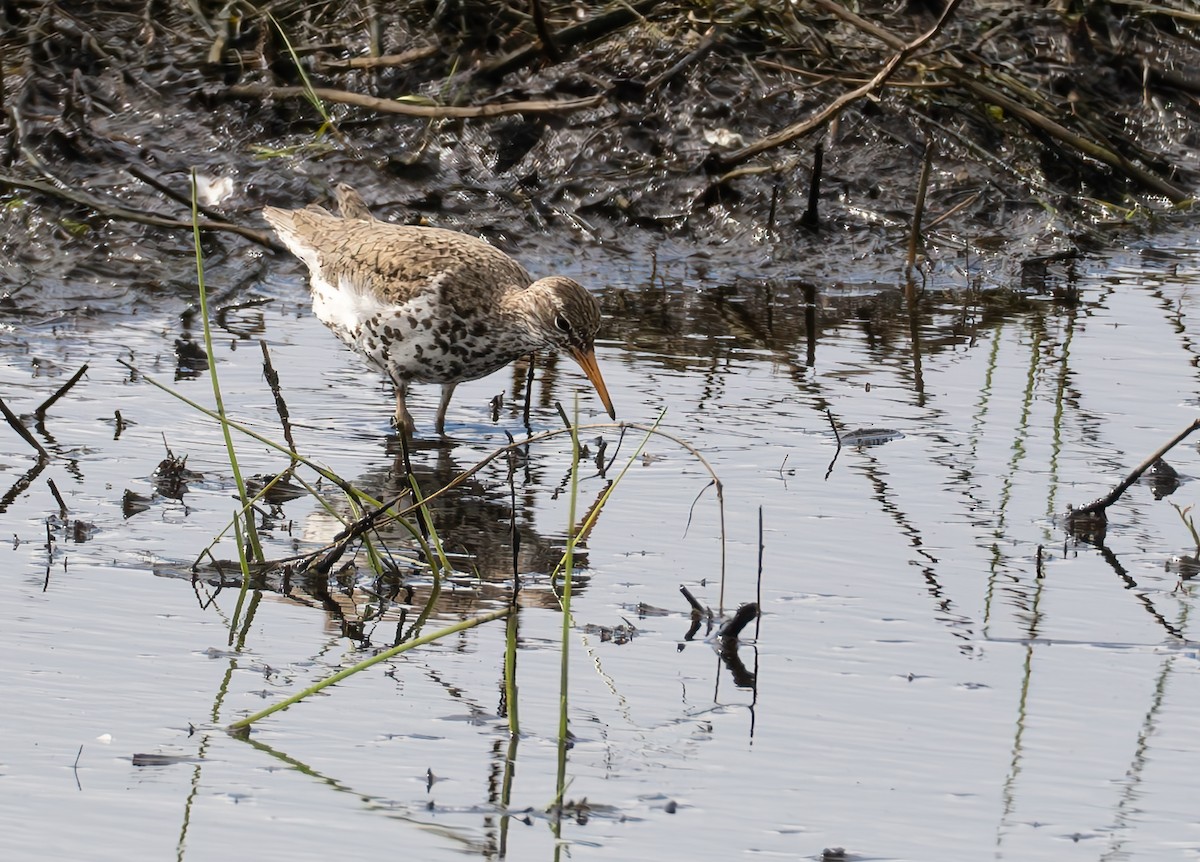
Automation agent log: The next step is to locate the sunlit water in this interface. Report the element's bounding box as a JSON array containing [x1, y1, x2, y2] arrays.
[[4, 232, 1200, 861]]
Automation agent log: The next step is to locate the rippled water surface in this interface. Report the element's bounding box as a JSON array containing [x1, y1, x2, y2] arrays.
[[5, 231, 1200, 861]]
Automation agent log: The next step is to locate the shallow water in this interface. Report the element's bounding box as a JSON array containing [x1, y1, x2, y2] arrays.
[[4, 231, 1200, 861]]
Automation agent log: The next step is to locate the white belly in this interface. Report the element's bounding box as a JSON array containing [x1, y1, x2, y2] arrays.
[[310, 273, 533, 384]]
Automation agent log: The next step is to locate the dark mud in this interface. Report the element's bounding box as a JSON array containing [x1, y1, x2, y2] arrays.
[[1, 0, 1198, 317]]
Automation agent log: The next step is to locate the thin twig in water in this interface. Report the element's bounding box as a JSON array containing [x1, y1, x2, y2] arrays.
[[906, 136, 934, 272], [47, 477, 67, 517], [227, 606, 512, 731], [824, 408, 842, 480], [506, 432, 522, 592], [717, 602, 759, 639], [683, 480, 717, 538], [259, 342, 297, 455], [1073, 418, 1200, 515], [0, 395, 48, 460], [755, 506, 763, 641], [521, 355, 536, 432], [602, 424, 629, 475], [679, 584, 705, 614], [35, 363, 88, 419], [799, 143, 823, 230], [1171, 503, 1200, 551]]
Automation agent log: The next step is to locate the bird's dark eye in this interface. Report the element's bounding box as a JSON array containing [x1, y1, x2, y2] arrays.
[[554, 313, 571, 334]]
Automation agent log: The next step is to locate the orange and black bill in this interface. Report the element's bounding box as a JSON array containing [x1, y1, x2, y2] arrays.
[[570, 346, 616, 420]]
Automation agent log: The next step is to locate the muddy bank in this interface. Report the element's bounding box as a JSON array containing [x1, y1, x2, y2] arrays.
[[1, 0, 1197, 313]]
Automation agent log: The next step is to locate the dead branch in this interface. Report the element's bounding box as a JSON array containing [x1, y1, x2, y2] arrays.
[[0, 395, 48, 461], [1072, 418, 1200, 516], [818, 0, 1154, 204], [260, 342, 297, 455], [315, 45, 438, 71], [907, 137, 933, 270], [35, 363, 87, 419], [0, 172, 282, 249], [529, 0, 561, 63], [126, 166, 226, 222], [643, 4, 759, 96], [479, 0, 661, 79], [943, 68, 1189, 202], [226, 84, 604, 118], [808, 0, 906, 50], [711, 0, 963, 169]]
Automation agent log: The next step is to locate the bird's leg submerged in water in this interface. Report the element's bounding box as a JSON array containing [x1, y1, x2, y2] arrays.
[[435, 382, 458, 437], [390, 377, 456, 439], [392, 378, 416, 437]]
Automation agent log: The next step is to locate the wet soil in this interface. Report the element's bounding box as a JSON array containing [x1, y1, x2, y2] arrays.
[[2, 0, 1199, 313]]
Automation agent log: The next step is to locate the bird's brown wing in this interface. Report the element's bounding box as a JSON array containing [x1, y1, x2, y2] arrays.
[[263, 207, 532, 306]]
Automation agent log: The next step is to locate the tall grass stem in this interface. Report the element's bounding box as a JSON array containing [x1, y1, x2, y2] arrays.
[[191, 170, 264, 564]]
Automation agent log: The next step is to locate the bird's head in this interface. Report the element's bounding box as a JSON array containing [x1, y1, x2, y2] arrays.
[[524, 276, 616, 421]]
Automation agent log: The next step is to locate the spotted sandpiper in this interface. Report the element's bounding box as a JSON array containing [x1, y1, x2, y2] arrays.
[[263, 185, 616, 436]]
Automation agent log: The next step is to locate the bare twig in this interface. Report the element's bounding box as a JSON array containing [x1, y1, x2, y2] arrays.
[[1105, 0, 1200, 24], [259, 342, 297, 455], [824, 408, 842, 481], [755, 506, 763, 640], [799, 142, 823, 230], [316, 46, 438, 71], [529, 0, 561, 63], [644, 25, 719, 92], [679, 584, 705, 614], [808, 0, 906, 50], [0, 173, 282, 248], [226, 84, 604, 118], [643, 5, 760, 96], [127, 167, 226, 222], [480, 0, 660, 79], [717, 602, 759, 639], [35, 363, 87, 419], [943, 68, 1189, 202], [712, 0, 963, 169], [924, 188, 983, 230], [0, 395, 48, 461], [47, 477, 67, 517], [906, 137, 934, 271], [1073, 419, 1200, 516]]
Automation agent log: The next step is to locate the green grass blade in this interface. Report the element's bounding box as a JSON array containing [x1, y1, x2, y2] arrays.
[[191, 169, 264, 564], [227, 606, 511, 731]]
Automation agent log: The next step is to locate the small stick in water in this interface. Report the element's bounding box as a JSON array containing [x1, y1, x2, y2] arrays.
[[259, 342, 297, 455], [36, 363, 88, 419], [0, 396, 48, 461]]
